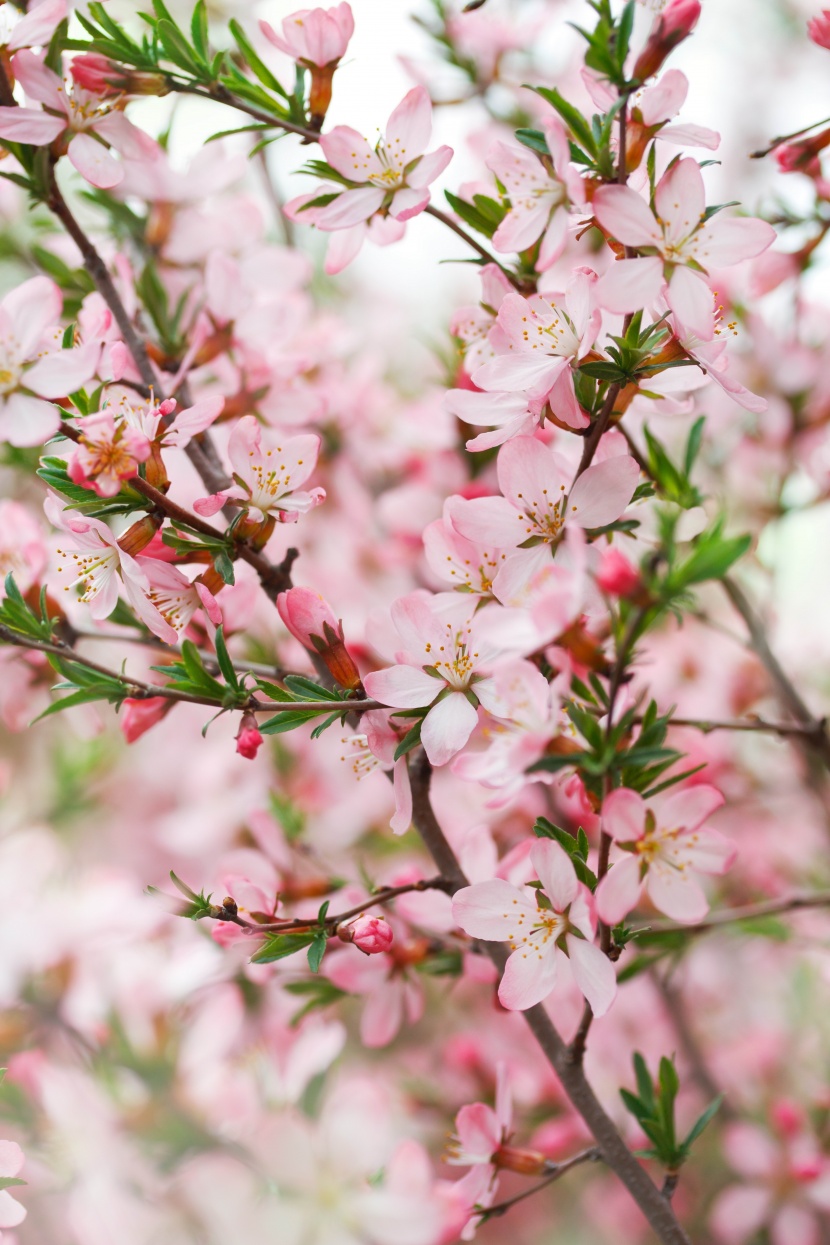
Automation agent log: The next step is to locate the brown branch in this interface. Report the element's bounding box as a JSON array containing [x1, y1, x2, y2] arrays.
[[423, 205, 525, 288], [477, 1148, 602, 1221], [634, 890, 830, 937], [408, 752, 693, 1245], [214, 875, 454, 933]]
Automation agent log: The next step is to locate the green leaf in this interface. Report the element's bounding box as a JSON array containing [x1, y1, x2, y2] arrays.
[[307, 929, 328, 973], [258, 709, 321, 735], [213, 626, 239, 690], [229, 17, 289, 98], [0, 1178, 26, 1192], [190, 0, 210, 63], [444, 190, 502, 239], [283, 674, 342, 701], [393, 718, 424, 762], [681, 1095, 723, 1151], [250, 931, 317, 964], [213, 548, 236, 586], [529, 87, 597, 155]]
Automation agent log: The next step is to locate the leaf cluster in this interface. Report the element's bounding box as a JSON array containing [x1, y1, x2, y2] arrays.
[[621, 1052, 721, 1171]]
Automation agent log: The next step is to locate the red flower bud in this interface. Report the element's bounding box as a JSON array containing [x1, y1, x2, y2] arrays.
[[595, 547, 642, 599], [236, 713, 264, 760], [120, 696, 172, 743], [633, 0, 701, 81], [808, 10, 830, 50]]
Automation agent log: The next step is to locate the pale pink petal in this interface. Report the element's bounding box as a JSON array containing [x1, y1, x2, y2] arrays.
[[385, 85, 432, 157], [602, 787, 646, 842], [657, 783, 724, 831], [693, 215, 777, 267], [677, 827, 736, 876], [710, 1185, 772, 1245], [0, 105, 64, 145], [167, 395, 224, 447], [452, 879, 537, 940], [390, 756, 412, 834], [361, 980, 405, 1047], [595, 856, 643, 924], [547, 366, 588, 429], [473, 351, 568, 396], [0, 1141, 23, 1178], [446, 495, 526, 547], [0, 1189, 26, 1230], [25, 342, 100, 399], [67, 132, 123, 189], [638, 68, 688, 126], [363, 664, 441, 709], [655, 158, 705, 247], [722, 1123, 779, 1177], [313, 185, 385, 229], [8, 0, 66, 49], [0, 392, 60, 446], [3, 274, 62, 355], [566, 935, 616, 1016], [596, 256, 663, 315], [646, 866, 709, 922], [407, 144, 453, 188], [498, 941, 559, 1010], [192, 492, 229, 517], [567, 454, 639, 528], [320, 125, 382, 179], [324, 224, 366, 273], [389, 187, 429, 221], [666, 266, 715, 340], [770, 1205, 819, 1245], [492, 199, 551, 255], [10, 48, 63, 106], [659, 122, 720, 149], [94, 110, 159, 160], [455, 1103, 501, 1162], [536, 206, 570, 270], [194, 581, 223, 627], [593, 184, 663, 248], [421, 692, 478, 765], [530, 839, 577, 912]]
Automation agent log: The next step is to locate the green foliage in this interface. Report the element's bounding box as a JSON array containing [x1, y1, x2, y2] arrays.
[[533, 818, 597, 890], [256, 674, 353, 738], [444, 190, 508, 240], [38, 456, 148, 518], [642, 420, 704, 510], [0, 575, 55, 643], [620, 1052, 722, 1171], [284, 978, 347, 1025]]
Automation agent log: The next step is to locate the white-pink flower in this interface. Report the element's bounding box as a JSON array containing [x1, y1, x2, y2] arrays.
[[450, 263, 514, 374], [339, 709, 413, 834], [194, 415, 324, 523], [594, 158, 775, 340], [67, 410, 151, 498], [446, 436, 639, 550], [326, 935, 424, 1047], [471, 270, 602, 429], [363, 594, 506, 767], [0, 276, 99, 447], [423, 508, 509, 600], [115, 390, 224, 450], [446, 1064, 512, 1237], [260, 3, 354, 67], [0, 501, 47, 596], [47, 494, 151, 623], [286, 86, 452, 241], [0, 1139, 26, 1238], [594, 785, 735, 925], [452, 839, 617, 1013], [487, 119, 585, 270], [134, 557, 223, 646], [0, 50, 157, 189]]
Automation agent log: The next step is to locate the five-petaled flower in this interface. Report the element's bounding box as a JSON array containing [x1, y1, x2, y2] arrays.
[[452, 839, 617, 1013], [595, 785, 736, 925], [194, 415, 325, 523]]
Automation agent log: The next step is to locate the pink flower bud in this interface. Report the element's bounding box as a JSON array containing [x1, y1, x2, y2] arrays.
[[260, 3, 354, 123], [633, 0, 701, 81], [236, 714, 264, 760], [808, 10, 830, 49], [120, 696, 172, 743], [277, 587, 362, 691], [596, 547, 642, 598], [347, 915, 394, 955], [70, 53, 122, 96], [771, 1098, 805, 1138]]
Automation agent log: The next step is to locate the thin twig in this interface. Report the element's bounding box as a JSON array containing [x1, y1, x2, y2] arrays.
[[633, 890, 830, 936], [477, 1148, 602, 1220], [214, 875, 454, 933]]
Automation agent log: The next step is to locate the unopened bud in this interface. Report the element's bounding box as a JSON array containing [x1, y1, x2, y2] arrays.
[[70, 53, 169, 97], [632, 0, 701, 82], [117, 513, 163, 557], [596, 547, 643, 599], [236, 712, 263, 760], [339, 914, 394, 955], [493, 1145, 549, 1177], [120, 695, 172, 743], [277, 587, 363, 691]]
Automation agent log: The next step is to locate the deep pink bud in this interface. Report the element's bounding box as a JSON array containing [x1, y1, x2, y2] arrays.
[[771, 1099, 805, 1138], [277, 587, 362, 691], [236, 713, 264, 760], [347, 915, 394, 955], [596, 547, 642, 598], [808, 10, 830, 49], [70, 53, 121, 95], [633, 0, 701, 81], [120, 696, 172, 743]]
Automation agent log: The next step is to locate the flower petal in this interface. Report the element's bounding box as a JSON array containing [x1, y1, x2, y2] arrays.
[[421, 692, 478, 765], [498, 942, 559, 1010], [602, 787, 646, 842], [567, 454, 639, 529], [593, 184, 662, 248], [530, 839, 577, 912], [363, 664, 441, 709], [67, 132, 123, 189], [595, 856, 643, 924], [452, 879, 537, 940], [566, 935, 616, 1016]]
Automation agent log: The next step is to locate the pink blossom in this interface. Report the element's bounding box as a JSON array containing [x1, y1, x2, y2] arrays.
[[1, 0, 65, 51], [260, 4, 354, 67], [486, 120, 585, 270], [0, 49, 157, 189], [446, 436, 639, 551], [194, 415, 325, 523], [0, 275, 99, 447], [423, 509, 509, 599], [347, 914, 394, 954], [114, 390, 224, 450], [595, 785, 735, 925], [452, 839, 617, 1013], [446, 1064, 512, 1236], [286, 86, 452, 256], [471, 270, 602, 429], [363, 594, 506, 767], [808, 10, 830, 49], [67, 410, 152, 498], [133, 557, 223, 645], [339, 709, 413, 834], [450, 263, 513, 374], [0, 1139, 26, 1236], [326, 938, 425, 1047], [0, 501, 48, 596], [594, 159, 775, 339]]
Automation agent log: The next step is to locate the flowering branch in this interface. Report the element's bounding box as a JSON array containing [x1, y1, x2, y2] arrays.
[[475, 1147, 602, 1222]]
